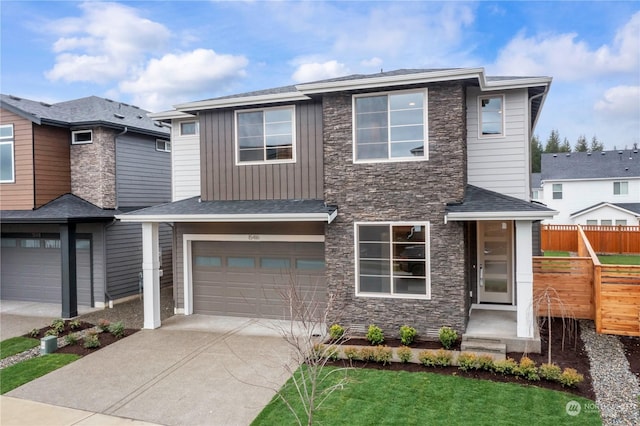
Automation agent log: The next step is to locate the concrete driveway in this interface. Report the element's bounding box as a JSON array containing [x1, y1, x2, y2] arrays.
[[6, 315, 298, 426]]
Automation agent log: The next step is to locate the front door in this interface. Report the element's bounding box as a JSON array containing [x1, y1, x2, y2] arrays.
[[477, 221, 513, 304]]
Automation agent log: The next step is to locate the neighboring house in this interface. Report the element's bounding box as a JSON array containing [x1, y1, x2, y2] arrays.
[[0, 95, 173, 317], [537, 150, 640, 225], [119, 68, 555, 350]]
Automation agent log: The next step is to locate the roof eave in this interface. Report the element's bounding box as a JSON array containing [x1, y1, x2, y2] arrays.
[[116, 211, 337, 223], [147, 110, 196, 121], [444, 210, 557, 222], [175, 92, 311, 112]]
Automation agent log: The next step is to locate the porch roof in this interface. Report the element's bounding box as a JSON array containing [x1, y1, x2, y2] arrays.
[[0, 194, 118, 224], [116, 196, 338, 223], [445, 185, 556, 222]]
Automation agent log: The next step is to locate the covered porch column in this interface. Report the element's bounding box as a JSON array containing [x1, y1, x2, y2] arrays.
[[515, 220, 534, 338], [142, 222, 161, 329], [60, 223, 77, 318]]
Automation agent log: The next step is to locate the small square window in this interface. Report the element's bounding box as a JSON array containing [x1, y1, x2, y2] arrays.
[[72, 130, 92, 144], [615, 220, 627, 226], [479, 95, 504, 137], [156, 139, 171, 152], [613, 181, 628, 195], [552, 184, 563, 200], [180, 121, 198, 136]]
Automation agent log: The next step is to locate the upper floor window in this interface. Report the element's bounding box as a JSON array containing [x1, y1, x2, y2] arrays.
[[552, 183, 563, 200], [613, 181, 628, 195], [235, 106, 295, 165], [356, 222, 430, 299], [531, 189, 541, 200], [156, 139, 171, 152], [180, 121, 199, 136], [72, 130, 92, 144], [0, 124, 14, 183], [354, 90, 427, 162], [479, 95, 504, 137]]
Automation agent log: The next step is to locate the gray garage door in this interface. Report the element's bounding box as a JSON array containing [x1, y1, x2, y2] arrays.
[[0, 236, 92, 305], [192, 241, 326, 319]]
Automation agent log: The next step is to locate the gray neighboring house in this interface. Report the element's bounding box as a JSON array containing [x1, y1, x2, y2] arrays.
[[120, 68, 556, 351], [0, 95, 173, 317]]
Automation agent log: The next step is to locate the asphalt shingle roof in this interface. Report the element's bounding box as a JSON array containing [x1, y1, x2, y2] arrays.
[[571, 202, 640, 217], [446, 185, 554, 214], [0, 194, 119, 223], [541, 150, 640, 180]]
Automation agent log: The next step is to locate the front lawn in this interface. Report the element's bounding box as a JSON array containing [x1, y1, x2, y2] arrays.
[[0, 337, 39, 359], [1, 353, 80, 394], [544, 250, 570, 257], [252, 367, 600, 425], [598, 254, 640, 265]]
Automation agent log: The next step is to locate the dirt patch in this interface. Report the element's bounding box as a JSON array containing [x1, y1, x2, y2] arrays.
[[55, 329, 139, 356], [619, 335, 640, 380]]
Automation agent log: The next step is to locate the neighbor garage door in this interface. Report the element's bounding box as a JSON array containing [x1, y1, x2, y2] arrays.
[[192, 241, 326, 319], [0, 236, 92, 305]]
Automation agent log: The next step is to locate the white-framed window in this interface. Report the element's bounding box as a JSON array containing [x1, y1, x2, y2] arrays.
[[353, 89, 427, 162], [179, 121, 199, 136], [72, 130, 92, 144], [615, 219, 627, 226], [156, 139, 171, 152], [613, 181, 628, 195], [355, 222, 430, 299], [0, 124, 15, 183], [586, 220, 598, 225], [479, 95, 504, 137], [601, 220, 613, 226], [235, 106, 295, 164], [552, 183, 563, 200], [531, 189, 540, 200]]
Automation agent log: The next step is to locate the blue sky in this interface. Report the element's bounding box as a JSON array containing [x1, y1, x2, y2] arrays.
[[1, 1, 638, 149]]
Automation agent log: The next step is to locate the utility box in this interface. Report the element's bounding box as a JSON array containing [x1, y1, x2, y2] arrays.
[[40, 335, 57, 354]]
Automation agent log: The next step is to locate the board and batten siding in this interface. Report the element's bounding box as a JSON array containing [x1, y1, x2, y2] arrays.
[[0, 109, 34, 209], [172, 118, 201, 201], [200, 101, 323, 201], [116, 134, 171, 208], [34, 125, 71, 208], [77, 223, 106, 305], [466, 87, 530, 200]]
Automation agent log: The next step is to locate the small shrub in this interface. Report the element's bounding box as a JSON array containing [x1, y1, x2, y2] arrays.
[[374, 346, 393, 365], [69, 320, 81, 330], [83, 333, 100, 349], [359, 347, 376, 362], [45, 329, 59, 337], [344, 346, 360, 361], [108, 321, 125, 338], [329, 324, 345, 341], [539, 363, 562, 381], [98, 319, 111, 332], [438, 326, 458, 349], [399, 325, 417, 346], [434, 349, 453, 367], [476, 355, 495, 372], [418, 350, 437, 367], [325, 345, 339, 361], [516, 356, 540, 381], [366, 325, 384, 345], [396, 346, 413, 363], [28, 328, 39, 338], [493, 357, 518, 375], [559, 368, 584, 387], [51, 318, 65, 334], [457, 352, 477, 372], [64, 334, 79, 345]]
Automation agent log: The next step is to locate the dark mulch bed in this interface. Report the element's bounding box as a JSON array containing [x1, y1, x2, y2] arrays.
[[25, 320, 95, 339], [343, 337, 461, 351], [330, 318, 594, 400], [620, 335, 640, 379]]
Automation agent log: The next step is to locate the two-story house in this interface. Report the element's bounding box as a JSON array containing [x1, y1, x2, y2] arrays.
[[0, 95, 173, 318], [535, 150, 640, 225], [119, 68, 555, 351]]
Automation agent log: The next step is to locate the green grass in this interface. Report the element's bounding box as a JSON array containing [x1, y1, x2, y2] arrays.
[[252, 367, 600, 426], [598, 254, 640, 265], [0, 354, 80, 394], [0, 337, 39, 359], [544, 251, 570, 257]]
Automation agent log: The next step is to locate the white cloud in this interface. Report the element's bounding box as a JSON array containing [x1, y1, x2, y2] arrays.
[[361, 57, 383, 69], [291, 60, 350, 83], [492, 11, 640, 81], [119, 49, 248, 111], [45, 2, 170, 83], [594, 85, 640, 117]]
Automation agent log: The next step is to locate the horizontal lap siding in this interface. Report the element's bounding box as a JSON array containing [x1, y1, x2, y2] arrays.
[[0, 109, 34, 209], [599, 265, 640, 336], [33, 125, 71, 207], [200, 101, 323, 201], [172, 119, 200, 201]]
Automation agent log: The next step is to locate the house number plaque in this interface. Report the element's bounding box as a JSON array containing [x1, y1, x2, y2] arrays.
[[248, 234, 260, 241]]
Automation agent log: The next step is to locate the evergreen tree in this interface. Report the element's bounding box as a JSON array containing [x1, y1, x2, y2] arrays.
[[544, 129, 561, 153], [531, 134, 543, 173], [559, 137, 571, 152], [575, 135, 588, 152], [590, 136, 604, 151]]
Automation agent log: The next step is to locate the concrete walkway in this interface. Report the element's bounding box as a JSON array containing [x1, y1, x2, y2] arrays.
[[3, 315, 297, 426]]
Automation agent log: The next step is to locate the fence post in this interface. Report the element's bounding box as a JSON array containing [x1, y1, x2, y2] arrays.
[[594, 264, 602, 333]]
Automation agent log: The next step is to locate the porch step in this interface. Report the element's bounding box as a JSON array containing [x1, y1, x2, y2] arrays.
[[460, 337, 507, 355]]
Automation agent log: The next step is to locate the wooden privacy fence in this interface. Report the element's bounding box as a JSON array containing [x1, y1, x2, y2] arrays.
[[533, 225, 640, 336], [541, 224, 640, 254]]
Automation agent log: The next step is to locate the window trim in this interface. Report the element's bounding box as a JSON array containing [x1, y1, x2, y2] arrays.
[[478, 94, 505, 139], [0, 124, 15, 183], [352, 88, 429, 164], [234, 105, 297, 166], [354, 221, 431, 300], [155, 139, 171, 152], [613, 181, 628, 196], [179, 121, 199, 136], [552, 183, 563, 200], [71, 130, 93, 145]]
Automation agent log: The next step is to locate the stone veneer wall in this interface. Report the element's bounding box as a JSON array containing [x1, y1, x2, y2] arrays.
[[70, 127, 116, 209], [323, 82, 468, 338]]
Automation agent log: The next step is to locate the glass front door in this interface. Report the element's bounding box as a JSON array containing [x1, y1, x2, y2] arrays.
[[478, 221, 513, 304]]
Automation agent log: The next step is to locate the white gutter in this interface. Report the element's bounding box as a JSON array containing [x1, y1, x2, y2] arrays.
[[116, 211, 337, 223], [148, 110, 195, 120], [445, 210, 557, 222], [175, 91, 311, 112]]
